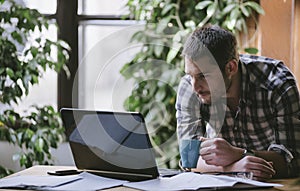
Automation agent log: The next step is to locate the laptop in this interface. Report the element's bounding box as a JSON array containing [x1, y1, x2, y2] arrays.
[[60, 108, 180, 181]]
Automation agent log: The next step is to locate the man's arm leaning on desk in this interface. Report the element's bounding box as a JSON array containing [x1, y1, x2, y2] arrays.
[[197, 130, 299, 180], [197, 138, 276, 181]]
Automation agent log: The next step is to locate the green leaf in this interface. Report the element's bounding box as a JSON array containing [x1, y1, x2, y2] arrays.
[[195, 1, 213, 10], [240, 5, 250, 17], [15, 71, 22, 78], [43, 43, 51, 53], [244, 1, 265, 15], [130, 31, 144, 42], [241, 18, 248, 33], [6, 68, 14, 78], [184, 20, 196, 29], [35, 138, 44, 152], [15, 85, 23, 97], [0, 68, 5, 75], [166, 42, 182, 63], [11, 31, 23, 44], [35, 151, 44, 162], [244, 47, 259, 54], [161, 4, 175, 16], [230, 7, 240, 21], [156, 17, 171, 33], [154, 44, 164, 58], [30, 47, 39, 57], [20, 155, 27, 167], [227, 7, 240, 30], [206, 2, 217, 17], [155, 88, 166, 101], [235, 19, 243, 32], [31, 75, 39, 84], [222, 4, 236, 15]]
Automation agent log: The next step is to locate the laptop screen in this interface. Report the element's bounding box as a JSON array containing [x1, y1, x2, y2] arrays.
[[60, 108, 159, 181]]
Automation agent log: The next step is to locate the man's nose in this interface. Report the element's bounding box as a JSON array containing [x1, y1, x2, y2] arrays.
[[191, 78, 203, 93]]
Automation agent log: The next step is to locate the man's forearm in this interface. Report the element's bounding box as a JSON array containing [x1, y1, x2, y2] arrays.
[[195, 149, 287, 178], [254, 150, 288, 178]]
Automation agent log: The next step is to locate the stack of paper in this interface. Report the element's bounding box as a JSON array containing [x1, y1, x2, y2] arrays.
[[0, 175, 81, 190], [123, 172, 283, 191], [0, 172, 128, 191], [0, 172, 282, 191]]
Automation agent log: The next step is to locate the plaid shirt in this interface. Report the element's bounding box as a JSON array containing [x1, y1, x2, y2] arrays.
[[176, 54, 300, 177]]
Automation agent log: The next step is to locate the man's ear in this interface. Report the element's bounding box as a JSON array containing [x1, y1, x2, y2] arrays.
[[225, 59, 238, 76]]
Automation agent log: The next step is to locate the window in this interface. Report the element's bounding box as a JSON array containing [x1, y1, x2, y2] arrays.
[[78, 21, 141, 110], [10, 0, 58, 114], [56, 0, 140, 110], [23, 0, 56, 14], [78, 0, 127, 15], [77, 1, 135, 110], [11, 0, 138, 112]]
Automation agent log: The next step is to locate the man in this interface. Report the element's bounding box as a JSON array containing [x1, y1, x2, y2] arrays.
[[176, 25, 300, 181]]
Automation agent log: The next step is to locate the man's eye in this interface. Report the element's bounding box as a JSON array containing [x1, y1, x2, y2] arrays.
[[197, 73, 206, 79], [186, 73, 208, 80]]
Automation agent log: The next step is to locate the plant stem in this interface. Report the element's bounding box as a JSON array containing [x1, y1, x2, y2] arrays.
[[175, 0, 184, 30]]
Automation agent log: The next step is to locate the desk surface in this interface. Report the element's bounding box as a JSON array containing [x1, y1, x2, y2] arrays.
[[1, 165, 299, 191]]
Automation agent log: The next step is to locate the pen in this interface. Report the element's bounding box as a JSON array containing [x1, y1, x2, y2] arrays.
[[195, 171, 253, 179]]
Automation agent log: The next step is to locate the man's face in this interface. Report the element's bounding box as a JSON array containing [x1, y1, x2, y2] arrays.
[[184, 56, 226, 104]]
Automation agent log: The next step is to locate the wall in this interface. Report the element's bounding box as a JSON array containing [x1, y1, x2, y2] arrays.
[[259, 0, 300, 87]]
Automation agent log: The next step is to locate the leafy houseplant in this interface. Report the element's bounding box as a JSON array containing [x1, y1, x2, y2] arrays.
[[0, 0, 70, 176], [121, 0, 264, 168], [0, 105, 65, 168], [0, 0, 70, 104]]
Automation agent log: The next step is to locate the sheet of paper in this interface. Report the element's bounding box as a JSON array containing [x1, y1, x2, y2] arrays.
[[0, 172, 128, 191], [0, 171, 283, 191], [124, 172, 236, 191], [0, 175, 81, 189], [124, 172, 283, 191], [45, 172, 128, 191], [215, 175, 283, 187]]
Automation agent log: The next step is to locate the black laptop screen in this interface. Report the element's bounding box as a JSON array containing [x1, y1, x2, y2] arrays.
[[61, 108, 159, 181]]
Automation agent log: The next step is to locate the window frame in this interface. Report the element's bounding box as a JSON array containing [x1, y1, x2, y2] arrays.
[[55, 0, 131, 109]]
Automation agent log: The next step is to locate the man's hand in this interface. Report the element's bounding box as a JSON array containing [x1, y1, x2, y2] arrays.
[[199, 137, 276, 181], [223, 156, 276, 181], [200, 137, 244, 166]]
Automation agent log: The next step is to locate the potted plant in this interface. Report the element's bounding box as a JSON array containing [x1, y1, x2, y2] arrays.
[[0, 105, 65, 168], [121, 0, 264, 168], [0, 0, 70, 177]]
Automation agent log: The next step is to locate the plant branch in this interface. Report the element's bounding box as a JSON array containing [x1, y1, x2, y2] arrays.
[[175, 0, 184, 30], [144, 30, 174, 39]]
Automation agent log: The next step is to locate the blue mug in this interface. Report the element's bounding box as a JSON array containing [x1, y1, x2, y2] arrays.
[[179, 139, 201, 169]]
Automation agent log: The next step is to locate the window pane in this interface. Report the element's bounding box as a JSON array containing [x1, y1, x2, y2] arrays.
[[13, 69, 58, 113], [78, 0, 128, 15], [12, 24, 58, 114], [24, 0, 56, 14], [78, 21, 142, 110]]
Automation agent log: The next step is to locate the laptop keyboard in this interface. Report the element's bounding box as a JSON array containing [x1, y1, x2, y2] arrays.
[[158, 168, 181, 177]]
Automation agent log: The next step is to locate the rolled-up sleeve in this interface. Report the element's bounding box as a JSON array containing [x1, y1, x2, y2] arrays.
[[272, 80, 300, 177]]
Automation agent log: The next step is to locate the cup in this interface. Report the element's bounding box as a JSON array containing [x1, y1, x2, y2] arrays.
[[179, 139, 201, 170]]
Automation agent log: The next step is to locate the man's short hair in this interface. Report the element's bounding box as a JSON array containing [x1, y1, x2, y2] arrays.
[[183, 25, 238, 71]]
